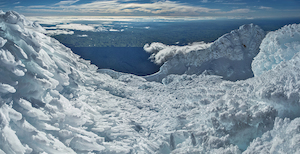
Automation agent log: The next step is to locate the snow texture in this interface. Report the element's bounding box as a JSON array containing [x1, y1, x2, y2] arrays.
[[0, 10, 300, 154], [144, 24, 265, 81], [244, 117, 300, 154], [252, 23, 300, 77]]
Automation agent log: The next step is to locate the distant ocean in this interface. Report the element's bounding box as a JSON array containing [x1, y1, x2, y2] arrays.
[[69, 47, 160, 76], [51, 18, 300, 75]]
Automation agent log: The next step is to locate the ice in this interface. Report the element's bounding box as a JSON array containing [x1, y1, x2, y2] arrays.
[[0, 37, 7, 48], [0, 10, 300, 153], [244, 117, 300, 154], [144, 24, 265, 82], [252, 23, 300, 76], [0, 83, 16, 93]]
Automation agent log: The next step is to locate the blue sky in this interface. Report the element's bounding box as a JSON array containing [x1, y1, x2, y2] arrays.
[[1, 0, 300, 18]]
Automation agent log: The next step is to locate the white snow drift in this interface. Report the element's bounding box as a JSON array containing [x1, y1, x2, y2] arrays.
[[0, 10, 300, 154]]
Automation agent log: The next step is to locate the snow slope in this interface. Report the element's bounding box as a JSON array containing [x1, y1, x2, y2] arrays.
[[252, 23, 300, 77], [0, 10, 300, 154], [144, 24, 265, 81]]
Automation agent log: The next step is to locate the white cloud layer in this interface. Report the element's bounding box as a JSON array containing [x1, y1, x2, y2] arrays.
[[77, 34, 88, 37], [27, 16, 220, 36], [55, 24, 95, 31], [42, 23, 98, 35], [54, 0, 79, 6], [259, 6, 272, 10], [45, 30, 74, 36], [27, 16, 218, 26], [225, 8, 252, 14], [4, 0, 300, 18], [144, 42, 212, 65], [23, 0, 222, 16]]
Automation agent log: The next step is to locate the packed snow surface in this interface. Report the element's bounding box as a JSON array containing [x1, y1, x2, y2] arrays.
[[0, 10, 300, 154]]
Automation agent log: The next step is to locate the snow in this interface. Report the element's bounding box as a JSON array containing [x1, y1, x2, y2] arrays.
[[252, 23, 300, 77], [0, 10, 300, 154], [244, 117, 300, 154], [144, 24, 265, 81]]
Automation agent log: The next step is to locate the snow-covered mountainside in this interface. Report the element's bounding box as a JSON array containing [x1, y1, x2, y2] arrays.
[[144, 24, 265, 81], [0, 10, 300, 154]]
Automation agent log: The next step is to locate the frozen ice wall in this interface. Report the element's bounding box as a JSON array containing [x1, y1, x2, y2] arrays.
[[0, 10, 300, 154], [144, 24, 265, 82]]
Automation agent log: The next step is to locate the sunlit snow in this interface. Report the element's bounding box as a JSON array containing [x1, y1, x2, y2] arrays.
[[144, 24, 265, 81], [0, 10, 300, 154]]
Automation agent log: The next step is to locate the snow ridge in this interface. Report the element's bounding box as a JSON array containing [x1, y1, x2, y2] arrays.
[[0, 10, 300, 154], [144, 24, 265, 81]]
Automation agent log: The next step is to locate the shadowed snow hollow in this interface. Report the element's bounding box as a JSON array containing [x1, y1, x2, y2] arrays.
[[0, 10, 300, 154], [144, 24, 265, 82]]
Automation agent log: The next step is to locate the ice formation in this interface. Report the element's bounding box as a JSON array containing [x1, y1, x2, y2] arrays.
[[144, 24, 265, 81], [0, 10, 300, 154], [252, 23, 300, 76]]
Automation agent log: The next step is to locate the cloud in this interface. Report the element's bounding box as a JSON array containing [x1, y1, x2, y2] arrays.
[[71, 0, 219, 15], [222, 2, 247, 5], [225, 9, 253, 14], [55, 24, 95, 31], [41, 22, 124, 35], [77, 34, 88, 37], [28, 16, 219, 31], [109, 29, 123, 32], [45, 30, 74, 36], [259, 6, 272, 10], [22, 0, 220, 16], [54, 0, 79, 6], [20, 0, 276, 18], [27, 16, 139, 25], [202, 0, 209, 3], [144, 42, 211, 65], [42, 23, 116, 35]]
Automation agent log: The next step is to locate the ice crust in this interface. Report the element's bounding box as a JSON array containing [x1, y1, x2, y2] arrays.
[[0, 10, 300, 154]]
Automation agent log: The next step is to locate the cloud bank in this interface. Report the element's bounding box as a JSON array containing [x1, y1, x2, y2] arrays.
[[14, 0, 262, 17], [2, 0, 300, 18], [144, 42, 212, 65], [41, 22, 125, 36]]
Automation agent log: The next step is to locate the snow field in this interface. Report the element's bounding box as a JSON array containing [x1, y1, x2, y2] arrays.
[[0, 10, 300, 153]]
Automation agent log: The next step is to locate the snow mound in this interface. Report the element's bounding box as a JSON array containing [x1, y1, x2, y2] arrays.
[[244, 117, 300, 154], [0, 10, 300, 154], [252, 24, 300, 76], [144, 24, 265, 81]]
